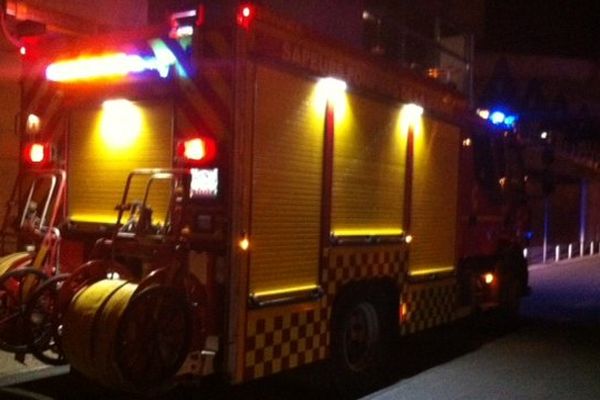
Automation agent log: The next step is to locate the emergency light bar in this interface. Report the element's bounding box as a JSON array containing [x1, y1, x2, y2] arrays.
[[477, 108, 518, 129], [46, 51, 176, 82]]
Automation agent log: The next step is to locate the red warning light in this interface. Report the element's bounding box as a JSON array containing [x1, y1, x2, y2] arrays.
[[236, 4, 256, 29], [196, 4, 206, 26], [177, 137, 216, 164], [24, 142, 50, 165]]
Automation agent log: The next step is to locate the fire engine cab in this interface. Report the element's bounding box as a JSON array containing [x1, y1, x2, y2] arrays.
[[0, 2, 529, 395]]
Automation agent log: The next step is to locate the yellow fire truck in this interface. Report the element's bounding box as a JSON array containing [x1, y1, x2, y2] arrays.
[[5, 1, 529, 395]]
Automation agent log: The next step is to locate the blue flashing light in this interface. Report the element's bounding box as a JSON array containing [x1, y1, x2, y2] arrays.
[[525, 231, 534, 240], [477, 107, 518, 129], [503, 114, 517, 127], [489, 111, 506, 125]]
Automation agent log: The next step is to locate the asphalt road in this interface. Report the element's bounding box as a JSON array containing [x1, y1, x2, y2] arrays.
[[363, 255, 600, 400], [2, 255, 600, 399]]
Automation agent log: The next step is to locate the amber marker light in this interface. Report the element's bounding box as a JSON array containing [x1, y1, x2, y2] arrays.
[[26, 114, 41, 134], [239, 234, 250, 251], [484, 273, 495, 285], [400, 303, 409, 322]]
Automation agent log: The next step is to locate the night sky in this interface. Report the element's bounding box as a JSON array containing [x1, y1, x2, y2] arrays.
[[483, 1, 600, 60]]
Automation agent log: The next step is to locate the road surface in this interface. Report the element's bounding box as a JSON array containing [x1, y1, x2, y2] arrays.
[[363, 255, 600, 400]]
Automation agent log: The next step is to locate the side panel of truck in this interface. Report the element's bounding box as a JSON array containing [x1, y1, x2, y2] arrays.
[[249, 65, 323, 295], [332, 92, 406, 235], [239, 54, 411, 380], [401, 118, 462, 334]]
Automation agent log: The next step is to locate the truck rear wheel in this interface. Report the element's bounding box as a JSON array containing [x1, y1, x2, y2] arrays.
[[499, 275, 521, 319], [331, 292, 394, 397]]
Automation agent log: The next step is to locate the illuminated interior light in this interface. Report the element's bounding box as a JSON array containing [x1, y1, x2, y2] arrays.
[[405, 234, 413, 244], [25, 114, 41, 134], [26, 143, 46, 163], [489, 111, 506, 125], [237, 4, 256, 29], [314, 76, 348, 120], [404, 103, 424, 117], [318, 77, 348, 95], [69, 214, 120, 224], [476, 109, 490, 119], [239, 234, 250, 251], [540, 131, 549, 140], [409, 266, 455, 276], [462, 138, 472, 147], [484, 273, 494, 285], [252, 284, 319, 298], [399, 103, 424, 138], [100, 99, 142, 149], [332, 228, 403, 237]]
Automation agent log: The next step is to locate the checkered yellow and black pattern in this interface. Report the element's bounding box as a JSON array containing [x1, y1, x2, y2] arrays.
[[242, 248, 465, 380], [400, 277, 458, 335], [243, 244, 408, 380], [244, 302, 328, 379]]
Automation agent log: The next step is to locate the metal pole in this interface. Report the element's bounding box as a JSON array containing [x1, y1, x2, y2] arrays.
[[543, 197, 549, 263], [580, 179, 588, 257]]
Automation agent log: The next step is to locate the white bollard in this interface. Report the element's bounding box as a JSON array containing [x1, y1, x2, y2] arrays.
[[568, 244, 573, 259], [592, 242, 595, 255], [580, 242, 584, 257], [555, 245, 560, 262], [523, 248, 528, 259]]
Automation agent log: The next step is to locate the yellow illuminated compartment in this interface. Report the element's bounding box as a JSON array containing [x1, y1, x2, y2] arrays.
[[249, 66, 323, 294], [409, 118, 460, 275], [68, 100, 172, 224], [331, 93, 406, 235]]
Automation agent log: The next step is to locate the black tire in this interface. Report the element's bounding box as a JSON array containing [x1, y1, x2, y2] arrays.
[[498, 274, 522, 326], [26, 273, 71, 365], [0, 267, 47, 353], [330, 290, 395, 398], [497, 250, 526, 324]]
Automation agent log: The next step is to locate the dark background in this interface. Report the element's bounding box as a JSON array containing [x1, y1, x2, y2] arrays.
[[483, 1, 600, 60]]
